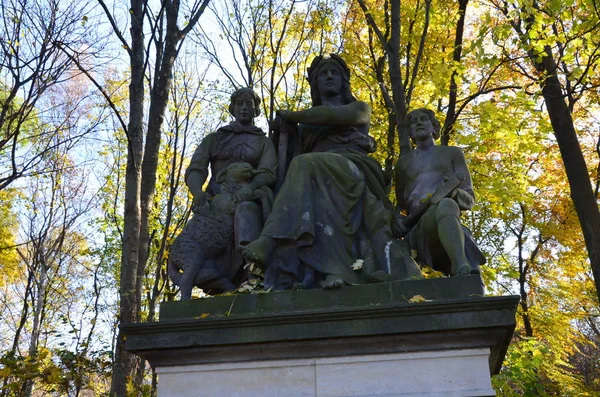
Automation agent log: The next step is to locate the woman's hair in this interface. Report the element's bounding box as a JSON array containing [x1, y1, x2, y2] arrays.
[[406, 108, 441, 140], [229, 87, 261, 117], [306, 54, 356, 106]]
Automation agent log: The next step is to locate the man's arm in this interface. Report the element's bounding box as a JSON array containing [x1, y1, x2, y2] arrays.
[[451, 147, 475, 211]]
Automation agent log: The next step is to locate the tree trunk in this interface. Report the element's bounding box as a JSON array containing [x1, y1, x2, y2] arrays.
[[384, 111, 396, 182], [133, 5, 183, 391], [111, 1, 209, 393], [511, 1, 600, 304], [388, 0, 411, 156], [0, 263, 33, 397], [136, 0, 181, 321], [22, 260, 47, 397], [441, 0, 468, 146], [518, 273, 534, 337], [539, 54, 600, 300], [110, 0, 145, 394], [357, 0, 411, 156]]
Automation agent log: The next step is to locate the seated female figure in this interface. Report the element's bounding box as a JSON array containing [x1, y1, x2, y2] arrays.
[[243, 55, 420, 289]]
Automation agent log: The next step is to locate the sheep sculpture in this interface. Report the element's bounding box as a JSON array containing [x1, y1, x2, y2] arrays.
[[168, 162, 257, 300]]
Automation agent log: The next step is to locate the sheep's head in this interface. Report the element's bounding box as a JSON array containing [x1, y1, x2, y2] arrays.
[[216, 162, 254, 185]]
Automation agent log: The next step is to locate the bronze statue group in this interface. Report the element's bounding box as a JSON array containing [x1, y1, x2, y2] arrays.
[[168, 54, 485, 299]]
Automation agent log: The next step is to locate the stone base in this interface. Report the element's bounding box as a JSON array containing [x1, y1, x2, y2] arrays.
[[122, 276, 518, 396], [156, 349, 496, 396]]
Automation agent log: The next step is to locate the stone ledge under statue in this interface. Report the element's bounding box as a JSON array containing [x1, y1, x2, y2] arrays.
[[122, 276, 518, 397]]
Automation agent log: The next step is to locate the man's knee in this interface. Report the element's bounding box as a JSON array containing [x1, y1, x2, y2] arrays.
[[435, 198, 460, 222]]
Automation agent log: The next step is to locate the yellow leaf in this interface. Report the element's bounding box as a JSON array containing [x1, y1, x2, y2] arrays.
[[195, 313, 210, 319], [236, 282, 254, 293], [351, 259, 364, 271], [408, 295, 429, 303]]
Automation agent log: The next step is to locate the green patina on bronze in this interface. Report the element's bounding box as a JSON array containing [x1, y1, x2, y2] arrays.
[[160, 275, 485, 320], [242, 55, 421, 290], [395, 108, 485, 277], [168, 88, 278, 299]]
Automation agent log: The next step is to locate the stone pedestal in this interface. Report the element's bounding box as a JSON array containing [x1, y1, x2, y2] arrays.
[[122, 276, 519, 396]]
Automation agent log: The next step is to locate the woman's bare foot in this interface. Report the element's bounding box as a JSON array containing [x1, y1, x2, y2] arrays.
[[322, 274, 344, 289], [241, 236, 275, 265]]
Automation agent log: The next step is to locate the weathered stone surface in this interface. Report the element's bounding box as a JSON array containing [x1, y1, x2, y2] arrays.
[[160, 275, 485, 320], [122, 277, 517, 376]]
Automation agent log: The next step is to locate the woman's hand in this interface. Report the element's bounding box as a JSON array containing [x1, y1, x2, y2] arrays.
[[232, 185, 254, 204], [393, 213, 410, 238], [277, 109, 292, 119], [191, 190, 208, 213]]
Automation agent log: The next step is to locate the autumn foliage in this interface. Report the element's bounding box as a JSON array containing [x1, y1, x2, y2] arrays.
[[0, 0, 599, 395]]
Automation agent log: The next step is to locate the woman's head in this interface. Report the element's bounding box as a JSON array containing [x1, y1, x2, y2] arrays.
[[307, 54, 356, 106], [229, 87, 261, 125]]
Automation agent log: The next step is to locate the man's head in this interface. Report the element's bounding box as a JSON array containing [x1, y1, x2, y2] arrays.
[[307, 54, 356, 106], [229, 88, 261, 125], [406, 108, 441, 142]]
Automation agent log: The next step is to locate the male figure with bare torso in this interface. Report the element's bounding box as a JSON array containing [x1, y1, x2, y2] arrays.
[[395, 108, 484, 276]]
